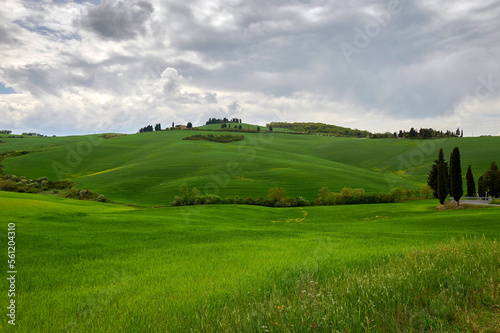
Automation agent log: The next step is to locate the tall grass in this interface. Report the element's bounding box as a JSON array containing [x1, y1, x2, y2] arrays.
[[193, 237, 499, 332]]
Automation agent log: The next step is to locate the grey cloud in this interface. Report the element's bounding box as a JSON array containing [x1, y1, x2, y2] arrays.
[[0, 26, 14, 44], [0, 12, 21, 45], [227, 100, 242, 114], [204, 92, 217, 104], [162, 1, 500, 120], [2, 65, 63, 97], [80, 0, 154, 40]]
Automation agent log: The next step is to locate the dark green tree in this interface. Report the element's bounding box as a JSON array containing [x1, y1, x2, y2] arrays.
[[449, 147, 463, 205], [257, 126, 260, 131], [483, 161, 500, 197], [428, 157, 450, 199], [478, 176, 485, 198], [436, 148, 448, 205], [187, 122, 192, 129], [466, 165, 476, 197], [427, 161, 439, 199]]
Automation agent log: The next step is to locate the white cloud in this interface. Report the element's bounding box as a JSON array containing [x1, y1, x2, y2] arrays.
[[0, 0, 499, 136]]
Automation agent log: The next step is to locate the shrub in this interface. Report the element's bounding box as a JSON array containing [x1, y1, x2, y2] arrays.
[[190, 187, 201, 204], [316, 186, 331, 205], [340, 187, 353, 198], [36, 177, 49, 183], [292, 196, 310, 206], [379, 192, 395, 203], [267, 187, 286, 204], [65, 188, 79, 198], [195, 195, 207, 205], [421, 185, 433, 199], [97, 195, 109, 203], [0, 179, 18, 192], [183, 134, 244, 143], [244, 196, 256, 205], [225, 195, 241, 204], [274, 199, 285, 207], [390, 187, 405, 202], [171, 196, 183, 206], [79, 189, 90, 198], [205, 194, 223, 205], [254, 197, 266, 206]]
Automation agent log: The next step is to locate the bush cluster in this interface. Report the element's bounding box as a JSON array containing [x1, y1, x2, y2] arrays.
[[0, 175, 71, 194], [0, 174, 109, 202], [171, 184, 426, 208], [315, 186, 422, 205], [170, 185, 310, 207], [64, 188, 109, 202], [183, 134, 244, 143]]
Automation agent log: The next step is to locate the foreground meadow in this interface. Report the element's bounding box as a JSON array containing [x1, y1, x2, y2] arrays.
[[1, 191, 498, 332]]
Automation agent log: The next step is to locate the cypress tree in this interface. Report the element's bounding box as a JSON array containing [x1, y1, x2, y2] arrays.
[[427, 160, 439, 199], [449, 147, 463, 205], [478, 176, 485, 198], [466, 165, 476, 197], [437, 148, 448, 205], [484, 161, 500, 197]]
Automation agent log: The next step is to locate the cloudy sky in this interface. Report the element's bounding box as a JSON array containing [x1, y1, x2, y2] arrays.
[[1, 0, 500, 136]]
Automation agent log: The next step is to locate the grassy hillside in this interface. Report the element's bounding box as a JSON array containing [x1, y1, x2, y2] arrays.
[[1, 131, 499, 206], [1, 191, 499, 332]]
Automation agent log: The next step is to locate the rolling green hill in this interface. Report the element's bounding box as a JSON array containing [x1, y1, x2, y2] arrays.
[[1, 131, 499, 206]]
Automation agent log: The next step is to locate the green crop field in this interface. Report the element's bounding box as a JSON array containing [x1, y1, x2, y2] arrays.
[[1, 191, 499, 332], [1, 130, 499, 332], [2, 130, 499, 206]]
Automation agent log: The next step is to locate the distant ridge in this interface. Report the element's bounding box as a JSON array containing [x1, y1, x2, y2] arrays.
[[267, 122, 370, 138]]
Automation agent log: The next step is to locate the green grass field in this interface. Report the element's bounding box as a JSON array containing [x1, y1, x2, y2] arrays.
[[2, 131, 499, 206], [0, 191, 499, 332]]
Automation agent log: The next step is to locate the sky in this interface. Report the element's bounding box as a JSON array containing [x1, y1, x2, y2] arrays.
[[1, 0, 500, 136]]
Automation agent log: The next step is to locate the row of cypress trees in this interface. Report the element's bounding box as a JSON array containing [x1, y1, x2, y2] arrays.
[[428, 147, 500, 205], [428, 147, 463, 205]]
